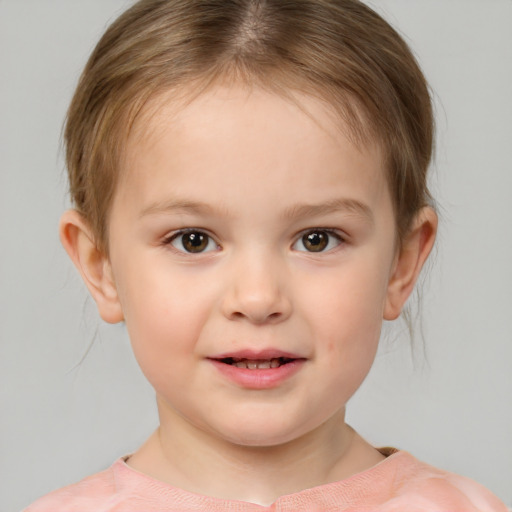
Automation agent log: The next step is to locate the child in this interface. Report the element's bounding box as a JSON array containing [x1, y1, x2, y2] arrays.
[[25, 0, 508, 510]]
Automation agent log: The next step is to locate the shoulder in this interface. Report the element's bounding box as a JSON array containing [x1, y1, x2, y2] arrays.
[[22, 458, 207, 512], [381, 451, 509, 512], [23, 463, 118, 512]]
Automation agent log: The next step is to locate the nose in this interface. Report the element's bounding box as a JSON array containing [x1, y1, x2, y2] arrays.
[[221, 254, 292, 325]]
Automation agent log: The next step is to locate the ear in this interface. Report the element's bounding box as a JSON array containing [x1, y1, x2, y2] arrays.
[[384, 207, 437, 320], [59, 210, 124, 324]]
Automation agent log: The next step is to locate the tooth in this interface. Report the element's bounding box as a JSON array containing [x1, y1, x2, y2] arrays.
[[231, 358, 285, 369]]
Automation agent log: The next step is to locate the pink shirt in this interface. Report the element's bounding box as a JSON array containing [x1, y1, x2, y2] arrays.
[[25, 450, 508, 511]]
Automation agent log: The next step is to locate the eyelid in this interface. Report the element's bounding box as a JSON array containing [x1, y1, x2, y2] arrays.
[[292, 228, 346, 253], [162, 228, 220, 254]]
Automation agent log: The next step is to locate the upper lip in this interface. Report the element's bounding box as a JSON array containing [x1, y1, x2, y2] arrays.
[[208, 349, 305, 361]]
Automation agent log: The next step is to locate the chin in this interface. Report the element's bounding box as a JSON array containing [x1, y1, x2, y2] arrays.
[[227, 433, 298, 449], [213, 418, 314, 449]]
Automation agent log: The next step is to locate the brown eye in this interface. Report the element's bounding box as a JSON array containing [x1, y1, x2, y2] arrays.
[[293, 230, 342, 253], [182, 232, 207, 252], [302, 231, 328, 252], [170, 231, 216, 253]]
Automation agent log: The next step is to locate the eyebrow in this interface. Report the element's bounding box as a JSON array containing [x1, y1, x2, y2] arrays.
[[282, 198, 374, 224], [139, 197, 373, 223], [139, 199, 224, 218]]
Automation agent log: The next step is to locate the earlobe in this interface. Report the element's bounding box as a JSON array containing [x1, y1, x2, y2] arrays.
[[384, 207, 437, 320], [59, 210, 124, 324]]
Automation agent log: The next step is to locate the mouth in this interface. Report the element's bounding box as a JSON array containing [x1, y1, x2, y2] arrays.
[[208, 352, 305, 388], [217, 357, 295, 369]]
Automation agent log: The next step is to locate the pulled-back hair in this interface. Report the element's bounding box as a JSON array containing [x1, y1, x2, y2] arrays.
[[65, 0, 434, 254]]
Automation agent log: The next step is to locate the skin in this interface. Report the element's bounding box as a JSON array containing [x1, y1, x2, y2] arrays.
[[61, 85, 437, 506]]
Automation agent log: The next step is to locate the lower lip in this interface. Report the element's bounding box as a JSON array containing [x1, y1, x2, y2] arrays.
[[209, 359, 306, 389]]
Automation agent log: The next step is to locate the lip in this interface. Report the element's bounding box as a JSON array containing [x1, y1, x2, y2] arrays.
[[211, 349, 303, 360], [208, 349, 306, 389]]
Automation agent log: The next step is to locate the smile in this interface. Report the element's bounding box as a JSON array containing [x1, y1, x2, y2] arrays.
[[219, 357, 294, 369], [208, 352, 306, 389]]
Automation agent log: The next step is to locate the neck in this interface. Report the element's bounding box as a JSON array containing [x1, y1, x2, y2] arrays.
[[127, 405, 384, 506]]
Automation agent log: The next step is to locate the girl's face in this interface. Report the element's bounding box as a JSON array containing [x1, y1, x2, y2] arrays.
[[106, 86, 400, 446]]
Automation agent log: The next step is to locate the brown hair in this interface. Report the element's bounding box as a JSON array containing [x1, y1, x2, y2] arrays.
[[65, 0, 434, 254]]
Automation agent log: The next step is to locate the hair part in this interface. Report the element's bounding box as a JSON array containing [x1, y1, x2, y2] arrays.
[[65, 0, 434, 255]]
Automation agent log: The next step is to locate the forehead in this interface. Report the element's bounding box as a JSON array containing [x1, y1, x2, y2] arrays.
[[124, 84, 382, 171], [116, 85, 388, 214]]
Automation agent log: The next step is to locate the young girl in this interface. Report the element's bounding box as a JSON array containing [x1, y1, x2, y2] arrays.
[[24, 0, 508, 510]]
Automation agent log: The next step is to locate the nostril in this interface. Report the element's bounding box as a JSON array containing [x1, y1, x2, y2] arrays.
[[222, 286, 292, 324], [228, 309, 283, 324]]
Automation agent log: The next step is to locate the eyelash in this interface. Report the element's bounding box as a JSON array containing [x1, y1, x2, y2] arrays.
[[162, 229, 219, 255], [293, 229, 345, 253], [162, 228, 346, 254]]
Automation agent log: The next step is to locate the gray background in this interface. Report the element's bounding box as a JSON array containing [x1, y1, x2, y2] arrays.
[[1, 1, 511, 510]]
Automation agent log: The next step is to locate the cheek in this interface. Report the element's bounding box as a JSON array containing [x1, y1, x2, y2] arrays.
[[298, 260, 388, 371], [303, 265, 388, 335], [114, 261, 218, 378]]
